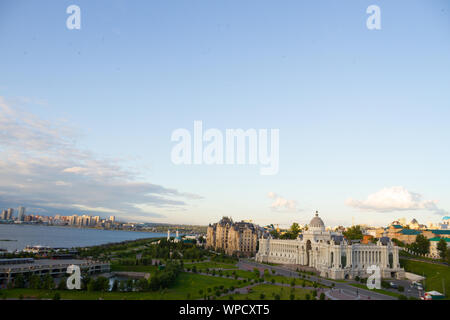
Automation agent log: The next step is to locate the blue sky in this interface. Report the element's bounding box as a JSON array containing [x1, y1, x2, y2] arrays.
[[0, 0, 449, 227]]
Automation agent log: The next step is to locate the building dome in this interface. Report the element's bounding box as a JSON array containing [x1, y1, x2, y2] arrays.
[[309, 212, 325, 231]]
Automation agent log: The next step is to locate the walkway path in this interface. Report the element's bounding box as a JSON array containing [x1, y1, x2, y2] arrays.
[[238, 259, 403, 300]]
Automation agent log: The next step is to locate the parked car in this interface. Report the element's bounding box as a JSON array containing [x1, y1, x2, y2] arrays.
[[411, 281, 423, 290], [389, 282, 398, 289]]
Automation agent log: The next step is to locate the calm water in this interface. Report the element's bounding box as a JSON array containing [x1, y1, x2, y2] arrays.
[[0, 224, 166, 252]]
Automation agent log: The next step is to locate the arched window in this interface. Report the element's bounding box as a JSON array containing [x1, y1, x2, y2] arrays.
[[389, 253, 393, 269], [341, 252, 347, 267]]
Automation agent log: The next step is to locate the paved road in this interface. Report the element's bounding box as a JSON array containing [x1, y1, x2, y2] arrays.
[[238, 259, 419, 300]]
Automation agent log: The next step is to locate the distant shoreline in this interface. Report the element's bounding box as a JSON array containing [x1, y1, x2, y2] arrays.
[[0, 221, 206, 234], [0, 224, 169, 252]]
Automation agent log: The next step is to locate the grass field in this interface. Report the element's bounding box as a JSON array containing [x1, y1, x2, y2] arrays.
[[400, 258, 449, 296], [111, 264, 158, 273], [264, 275, 322, 288], [186, 261, 238, 270], [220, 269, 259, 279], [218, 284, 316, 300], [349, 283, 403, 299], [0, 272, 245, 300]]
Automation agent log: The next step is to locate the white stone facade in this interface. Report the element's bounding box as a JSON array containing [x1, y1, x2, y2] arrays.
[[256, 213, 405, 280]]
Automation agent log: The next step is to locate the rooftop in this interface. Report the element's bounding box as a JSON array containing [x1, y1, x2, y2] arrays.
[[429, 237, 450, 242], [0, 259, 107, 272], [400, 229, 422, 235], [429, 229, 450, 235]]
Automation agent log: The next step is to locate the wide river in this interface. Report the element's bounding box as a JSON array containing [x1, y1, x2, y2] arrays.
[[0, 224, 166, 252]]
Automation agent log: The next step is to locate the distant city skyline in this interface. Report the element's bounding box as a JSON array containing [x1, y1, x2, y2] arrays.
[[1, 204, 448, 229], [1, 1, 449, 227]]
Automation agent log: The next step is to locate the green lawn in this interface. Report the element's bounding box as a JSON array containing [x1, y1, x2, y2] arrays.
[[0, 272, 245, 300], [111, 264, 158, 273], [264, 276, 322, 288], [187, 261, 237, 270], [400, 258, 449, 296], [219, 284, 316, 300], [221, 269, 259, 279], [349, 283, 403, 299]]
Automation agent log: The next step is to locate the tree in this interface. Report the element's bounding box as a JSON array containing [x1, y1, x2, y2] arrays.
[[280, 223, 302, 239], [111, 279, 119, 292], [411, 234, 430, 255], [343, 225, 363, 241], [290, 223, 301, 237], [42, 274, 55, 290], [14, 274, 25, 288], [119, 280, 126, 292], [29, 275, 41, 289], [253, 268, 260, 278], [269, 230, 280, 239], [391, 238, 405, 247], [58, 277, 67, 290], [437, 238, 448, 260]]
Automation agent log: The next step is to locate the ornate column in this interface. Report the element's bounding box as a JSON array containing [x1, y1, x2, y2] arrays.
[[347, 247, 352, 268], [393, 247, 399, 269]]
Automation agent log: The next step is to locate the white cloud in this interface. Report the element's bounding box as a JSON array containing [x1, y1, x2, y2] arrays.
[[267, 192, 299, 212], [72, 204, 122, 214], [0, 96, 202, 221], [346, 186, 447, 215], [63, 167, 89, 174], [55, 181, 72, 187]]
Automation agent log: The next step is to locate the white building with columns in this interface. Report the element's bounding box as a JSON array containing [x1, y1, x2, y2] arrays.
[[256, 213, 405, 280]]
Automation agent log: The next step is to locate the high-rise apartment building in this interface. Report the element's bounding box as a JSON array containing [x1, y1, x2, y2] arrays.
[[6, 208, 14, 220], [17, 207, 26, 221]]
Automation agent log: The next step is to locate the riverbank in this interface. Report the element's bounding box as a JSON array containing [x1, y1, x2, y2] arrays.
[[0, 224, 167, 252]]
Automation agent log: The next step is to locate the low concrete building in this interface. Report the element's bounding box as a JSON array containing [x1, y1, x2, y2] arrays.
[[0, 258, 110, 287]]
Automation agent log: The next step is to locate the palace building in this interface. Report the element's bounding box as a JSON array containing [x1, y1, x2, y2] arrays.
[[256, 212, 405, 280]]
